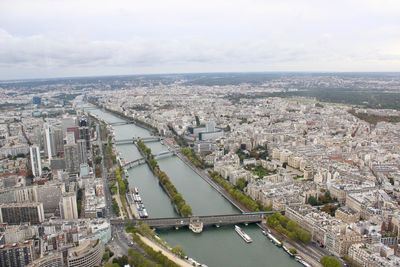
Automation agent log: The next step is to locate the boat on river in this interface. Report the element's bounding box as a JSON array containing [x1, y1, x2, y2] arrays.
[[235, 225, 252, 243], [266, 232, 282, 247]]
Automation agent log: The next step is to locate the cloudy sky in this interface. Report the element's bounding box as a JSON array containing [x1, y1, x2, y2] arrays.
[[1, 0, 400, 80]]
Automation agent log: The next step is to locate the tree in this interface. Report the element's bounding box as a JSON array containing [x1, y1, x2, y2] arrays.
[[235, 178, 247, 191], [320, 256, 342, 267], [180, 204, 192, 217], [95, 156, 102, 164], [112, 255, 128, 266], [104, 263, 119, 267], [307, 196, 318, 206], [171, 245, 185, 258], [289, 248, 297, 255]]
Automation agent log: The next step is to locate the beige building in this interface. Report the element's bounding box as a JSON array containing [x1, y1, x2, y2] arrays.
[[67, 239, 104, 267]]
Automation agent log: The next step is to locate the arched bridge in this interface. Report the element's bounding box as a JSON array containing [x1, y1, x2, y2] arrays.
[[122, 151, 176, 169], [110, 211, 279, 229]]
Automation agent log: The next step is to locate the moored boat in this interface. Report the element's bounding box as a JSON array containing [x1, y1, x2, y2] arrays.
[[235, 225, 252, 243]]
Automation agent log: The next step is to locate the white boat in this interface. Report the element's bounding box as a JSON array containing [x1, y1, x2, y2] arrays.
[[235, 225, 252, 243], [283, 245, 295, 257], [141, 209, 148, 218], [299, 260, 312, 267], [189, 221, 203, 233], [133, 187, 139, 194], [267, 232, 282, 247]]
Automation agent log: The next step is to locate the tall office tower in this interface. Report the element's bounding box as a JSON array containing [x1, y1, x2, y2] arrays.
[[53, 126, 64, 157], [79, 116, 90, 150], [29, 145, 42, 177], [0, 202, 45, 224], [0, 240, 36, 267], [60, 192, 78, 219], [43, 123, 55, 160], [64, 143, 79, 173], [34, 127, 44, 150], [77, 139, 88, 164]]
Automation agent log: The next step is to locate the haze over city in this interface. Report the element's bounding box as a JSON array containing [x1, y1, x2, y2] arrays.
[[1, 0, 400, 80]]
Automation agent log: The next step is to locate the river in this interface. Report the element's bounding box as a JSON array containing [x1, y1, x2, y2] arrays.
[[88, 107, 301, 267]]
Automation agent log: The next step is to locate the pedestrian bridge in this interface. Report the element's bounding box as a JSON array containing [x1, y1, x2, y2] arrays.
[[110, 211, 278, 229]]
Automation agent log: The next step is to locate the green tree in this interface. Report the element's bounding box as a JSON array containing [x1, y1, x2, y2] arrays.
[[320, 256, 342, 267], [180, 204, 193, 217], [307, 195, 318, 206], [235, 177, 247, 191], [171, 245, 185, 258]]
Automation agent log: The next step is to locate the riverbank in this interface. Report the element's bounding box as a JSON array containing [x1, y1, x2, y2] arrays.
[[85, 105, 303, 267], [137, 234, 193, 267], [88, 99, 159, 134]]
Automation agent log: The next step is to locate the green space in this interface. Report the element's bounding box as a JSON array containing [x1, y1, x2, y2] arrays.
[[115, 168, 128, 195], [181, 147, 204, 169], [137, 140, 192, 217], [247, 165, 274, 178], [127, 223, 186, 259], [307, 190, 337, 206], [348, 109, 400, 125], [320, 256, 342, 267], [267, 212, 311, 243], [124, 225, 181, 267], [77, 188, 83, 217], [208, 171, 271, 211], [111, 198, 120, 217]]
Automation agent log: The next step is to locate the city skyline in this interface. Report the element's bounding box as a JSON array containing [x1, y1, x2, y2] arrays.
[[1, 0, 400, 80]]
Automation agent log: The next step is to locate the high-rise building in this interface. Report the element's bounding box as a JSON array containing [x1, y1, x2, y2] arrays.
[[0, 240, 36, 267], [29, 146, 42, 177], [64, 143, 79, 174], [53, 127, 64, 157], [0, 202, 45, 225], [78, 127, 90, 151], [79, 116, 90, 150], [77, 139, 87, 165], [60, 192, 78, 220], [43, 124, 55, 160]]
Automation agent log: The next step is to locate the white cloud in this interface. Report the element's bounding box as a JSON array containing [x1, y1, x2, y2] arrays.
[[0, 0, 400, 79]]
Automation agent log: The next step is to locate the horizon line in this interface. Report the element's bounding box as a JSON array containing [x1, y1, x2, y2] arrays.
[[1, 70, 400, 83]]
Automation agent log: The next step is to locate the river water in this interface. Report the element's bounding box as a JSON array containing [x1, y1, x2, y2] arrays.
[[88, 108, 300, 267]]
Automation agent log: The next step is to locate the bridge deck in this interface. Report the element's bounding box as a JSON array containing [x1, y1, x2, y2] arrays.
[[110, 212, 277, 229]]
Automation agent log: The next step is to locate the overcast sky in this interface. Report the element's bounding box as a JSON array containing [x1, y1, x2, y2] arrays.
[[1, 0, 400, 80]]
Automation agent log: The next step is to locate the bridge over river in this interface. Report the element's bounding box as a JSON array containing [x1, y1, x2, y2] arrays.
[[110, 211, 279, 229], [121, 150, 176, 169], [114, 136, 163, 145]]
